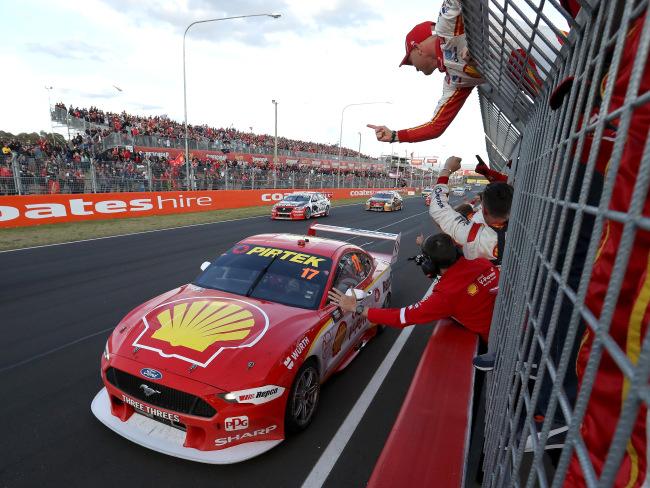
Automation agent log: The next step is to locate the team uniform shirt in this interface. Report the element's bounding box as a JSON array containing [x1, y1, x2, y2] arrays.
[[397, 0, 485, 143], [367, 256, 498, 342], [429, 175, 500, 261]]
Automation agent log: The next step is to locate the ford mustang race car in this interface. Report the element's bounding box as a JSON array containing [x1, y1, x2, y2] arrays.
[[365, 191, 403, 212], [91, 224, 400, 463], [271, 192, 330, 220]]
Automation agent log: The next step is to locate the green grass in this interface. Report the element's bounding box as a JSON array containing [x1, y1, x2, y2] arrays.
[[0, 197, 372, 251]]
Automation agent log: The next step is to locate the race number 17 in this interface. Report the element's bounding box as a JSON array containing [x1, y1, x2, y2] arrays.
[[301, 268, 320, 280]]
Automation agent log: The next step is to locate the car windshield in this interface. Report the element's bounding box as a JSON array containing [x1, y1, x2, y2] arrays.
[[193, 243, 333, 310], [373, 193, 392, 199], [283, 195, 309, 203]]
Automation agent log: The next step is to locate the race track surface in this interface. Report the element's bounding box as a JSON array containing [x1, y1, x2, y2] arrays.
[[0, 192, 475, 488]]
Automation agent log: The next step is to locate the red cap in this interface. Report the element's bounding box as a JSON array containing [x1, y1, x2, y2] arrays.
[[400, 21, 436, 67]]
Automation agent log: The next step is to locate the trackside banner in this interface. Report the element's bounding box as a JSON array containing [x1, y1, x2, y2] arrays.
[[0, 188, 414, 228]]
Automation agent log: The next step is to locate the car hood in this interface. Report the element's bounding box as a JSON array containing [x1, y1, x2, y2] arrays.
[[108, 284, 323, 390]]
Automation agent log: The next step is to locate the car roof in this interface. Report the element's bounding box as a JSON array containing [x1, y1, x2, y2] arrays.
[[241, 233, 353, 259]]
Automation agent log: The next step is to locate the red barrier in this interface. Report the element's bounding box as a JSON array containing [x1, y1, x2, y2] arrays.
[[368, 321, 478, 488], [0, 188, 414, 228]]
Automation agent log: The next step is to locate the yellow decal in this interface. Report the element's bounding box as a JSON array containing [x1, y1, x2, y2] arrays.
[[467, 283, 479, 296], [152, 300, 254, 352], [245, 246, 325, 267]]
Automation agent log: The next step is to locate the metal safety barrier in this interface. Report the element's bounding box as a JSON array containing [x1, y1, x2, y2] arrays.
[[463, 0, 650, 486]]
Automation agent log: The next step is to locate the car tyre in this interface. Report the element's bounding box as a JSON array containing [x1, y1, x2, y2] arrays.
[[285, 359, 320, 434], [324, 205, 330, 217], [304, 208, 311, 219]]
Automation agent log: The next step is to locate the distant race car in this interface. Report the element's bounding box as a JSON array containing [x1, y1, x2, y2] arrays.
[[271, 192, 330, 220], [425, 194, 432, 206], [91, 224, 400, 464], [451, 187, 466, 196], [464, 185, 472, 192], [365, 191, 403, 212], [421, 188, 433, 198]]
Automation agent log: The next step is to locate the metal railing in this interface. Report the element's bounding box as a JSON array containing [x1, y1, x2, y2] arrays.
[[464, 0, 650, 486]]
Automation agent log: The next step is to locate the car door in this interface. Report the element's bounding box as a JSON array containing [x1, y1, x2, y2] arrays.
[[321, 252, 370, 373]]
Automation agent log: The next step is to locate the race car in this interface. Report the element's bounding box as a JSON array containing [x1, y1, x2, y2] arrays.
[[421, 188, 433, 198], [91, 224, 400, 464], [365, 191, 403, 211], [425, 194, 432, 206], [451, 186, 466, 196], [271, 192, 330, 220]]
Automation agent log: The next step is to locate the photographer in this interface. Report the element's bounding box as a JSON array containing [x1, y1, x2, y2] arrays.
[[328, 234, 499, 343]]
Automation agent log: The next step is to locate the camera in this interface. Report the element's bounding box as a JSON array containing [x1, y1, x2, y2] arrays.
[[408, 254, 427, 266], [408, 253, 438, 278]]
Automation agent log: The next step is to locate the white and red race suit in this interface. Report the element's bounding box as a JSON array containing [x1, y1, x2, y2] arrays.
[[428, 175, 503, 262], [397, 0, 485, 143], [367, 256, 499, 342]]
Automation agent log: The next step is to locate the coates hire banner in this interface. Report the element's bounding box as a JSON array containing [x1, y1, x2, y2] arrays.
[[0, 188, 414, 228], [135, 146, 386, 172]]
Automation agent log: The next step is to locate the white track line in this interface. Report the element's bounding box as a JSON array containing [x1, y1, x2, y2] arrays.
[[0, 201, 380, 254], [301, 326, 415, 488]]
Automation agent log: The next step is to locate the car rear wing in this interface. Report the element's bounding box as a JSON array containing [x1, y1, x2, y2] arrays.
[[307, 223, 401, 265]]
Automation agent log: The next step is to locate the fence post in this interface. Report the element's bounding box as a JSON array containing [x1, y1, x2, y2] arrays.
[[11, 153, 22, 195], [90, 158, 98, 193]]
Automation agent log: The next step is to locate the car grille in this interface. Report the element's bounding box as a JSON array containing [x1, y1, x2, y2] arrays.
[[106, 367, 217, 418]]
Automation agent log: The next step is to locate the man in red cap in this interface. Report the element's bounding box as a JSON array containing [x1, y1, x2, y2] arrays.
[[368, 0, 485, 144]]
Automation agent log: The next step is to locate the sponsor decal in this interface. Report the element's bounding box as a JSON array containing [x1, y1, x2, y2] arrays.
[[122, 395, 181, 423], [228, 386, 285, 405], [224, 416, 249, 431], [467, 283, 479, 296], [373, 288, 380, 303], [140, 384, 161, 397], [243, 246, 325, 268], [0, 195, 213, 223], [215, 425, 277, 447], [140, 368, 163, 380], [284, 337, 310, 369], [133, 297, 269, 368], [332, 322, 347, 357], [262, 192, 293, 202], [382, 278, 391, 293], [232, 244, 251, 254], [478, 270, 498, 286]]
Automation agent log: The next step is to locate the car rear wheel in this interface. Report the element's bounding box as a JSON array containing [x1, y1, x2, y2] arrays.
[[285, 359, 320, 434], [304, 208, 311, 219], [324, 205, 330, 216]]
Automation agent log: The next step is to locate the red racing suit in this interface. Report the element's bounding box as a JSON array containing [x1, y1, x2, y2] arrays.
[[367, 256, 499, 342], [565, 13, 650, 488], [397, 0, 485, 143]]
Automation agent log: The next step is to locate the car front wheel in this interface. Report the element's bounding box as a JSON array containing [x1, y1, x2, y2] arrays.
[[285, 359, 320, 433], [304, 208, 311, 219]]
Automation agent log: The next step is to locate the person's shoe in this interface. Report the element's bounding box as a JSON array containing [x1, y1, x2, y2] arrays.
[[472, 351, 496, 371], [524, 419, 568, 452]]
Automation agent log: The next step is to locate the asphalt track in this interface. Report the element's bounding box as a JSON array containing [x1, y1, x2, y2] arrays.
[[0, 192, 474, 488]]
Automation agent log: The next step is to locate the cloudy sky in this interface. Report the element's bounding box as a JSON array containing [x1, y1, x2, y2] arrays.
[[3, 0, 508, 165]]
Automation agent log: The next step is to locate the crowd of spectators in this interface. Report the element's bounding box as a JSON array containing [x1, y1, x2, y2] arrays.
[[54, 102, 373, 159]]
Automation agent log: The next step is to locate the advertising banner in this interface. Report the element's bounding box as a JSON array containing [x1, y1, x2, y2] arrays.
[[0, 187, 415, 228]]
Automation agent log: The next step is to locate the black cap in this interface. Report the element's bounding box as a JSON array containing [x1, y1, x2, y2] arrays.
[[421, 234, 460, 269]]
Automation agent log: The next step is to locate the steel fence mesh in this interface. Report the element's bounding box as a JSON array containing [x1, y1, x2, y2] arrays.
[[463, 0, 650, 486]]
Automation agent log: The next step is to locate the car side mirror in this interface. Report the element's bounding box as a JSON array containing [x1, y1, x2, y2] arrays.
[[200, 261, 210, 271]]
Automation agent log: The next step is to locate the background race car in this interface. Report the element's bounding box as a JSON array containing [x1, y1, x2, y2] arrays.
[[365, 191, 403, 212], [271, 192, 330, 220], [91, 224, 400, 464]]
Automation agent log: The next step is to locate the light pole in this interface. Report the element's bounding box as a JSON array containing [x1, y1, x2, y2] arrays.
[[44, 86, 56, 146], [357, 131, 361, 157], [337, 101, 390, 187], [272, 99, 278, 187], [183, 13, 281, 190]]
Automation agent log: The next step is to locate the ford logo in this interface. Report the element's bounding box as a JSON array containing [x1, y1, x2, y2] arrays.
[[140, 368, 162, 380]]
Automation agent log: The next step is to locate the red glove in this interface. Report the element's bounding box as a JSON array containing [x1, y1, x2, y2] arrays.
[[475, 161, 508, 183]]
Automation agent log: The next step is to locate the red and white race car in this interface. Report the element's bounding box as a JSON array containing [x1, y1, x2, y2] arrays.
[[92, 224, 400, 463], [271, 192, 330, 220]]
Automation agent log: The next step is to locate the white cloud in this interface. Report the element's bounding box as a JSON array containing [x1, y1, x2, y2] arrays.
[[2, 0, 490, 166]]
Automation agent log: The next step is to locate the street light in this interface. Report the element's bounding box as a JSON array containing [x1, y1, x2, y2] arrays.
[[183, 13, 281, 190], [337, 101, 390, 187], [44, 86, 56, 146], [272, 99, 278, 187], [357, 131, 361, 157]]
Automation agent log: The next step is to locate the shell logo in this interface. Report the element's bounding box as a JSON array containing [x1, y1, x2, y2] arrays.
[[467, 283, 479, 296], [133, 297, 269, 368]]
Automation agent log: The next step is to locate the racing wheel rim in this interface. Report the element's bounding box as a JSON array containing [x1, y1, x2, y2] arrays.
[[289, 364, 319, 427], [304, 208, 311, 219]]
